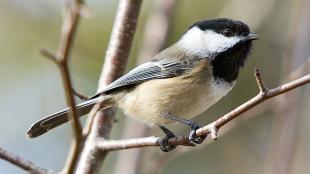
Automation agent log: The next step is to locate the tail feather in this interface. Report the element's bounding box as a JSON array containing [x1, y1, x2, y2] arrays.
[[27, 98, 99, 138]]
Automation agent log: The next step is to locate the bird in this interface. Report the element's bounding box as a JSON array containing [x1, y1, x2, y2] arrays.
[[27, 18, 259, 152]]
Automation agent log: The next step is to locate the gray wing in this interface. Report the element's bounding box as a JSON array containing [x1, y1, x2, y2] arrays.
[[91, 60, 188, 98]]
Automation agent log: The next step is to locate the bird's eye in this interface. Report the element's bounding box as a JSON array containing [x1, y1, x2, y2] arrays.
[[222, 29, 233, 37], [241, 32, 249, 36]]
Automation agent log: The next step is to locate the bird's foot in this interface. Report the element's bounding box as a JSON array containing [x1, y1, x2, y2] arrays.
[[189, 123, 206, 144], [158, 126, 177, 152], [166, 115, 207, 144]]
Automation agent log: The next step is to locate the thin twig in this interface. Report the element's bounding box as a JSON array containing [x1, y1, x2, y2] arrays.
[[0, 147, 51, 174], [72, 88, 90, 100], [39, 48, 58, 64], [95, 70, 310, 151], [40, 0, 84, 173], [213, 56, 310, 124], [254, 68, 269, 93]]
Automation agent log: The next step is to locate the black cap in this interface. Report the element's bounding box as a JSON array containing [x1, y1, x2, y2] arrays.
[[188, 18, 251, 37]]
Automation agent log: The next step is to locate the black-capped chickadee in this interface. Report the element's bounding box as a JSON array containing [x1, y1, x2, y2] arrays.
[[27, 18, 259, 151]]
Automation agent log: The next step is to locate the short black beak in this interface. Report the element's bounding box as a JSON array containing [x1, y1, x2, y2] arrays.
[[246, 32, 259, 41]]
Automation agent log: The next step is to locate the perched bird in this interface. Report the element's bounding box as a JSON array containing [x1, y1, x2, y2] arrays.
[[27, 18, 259, 151]]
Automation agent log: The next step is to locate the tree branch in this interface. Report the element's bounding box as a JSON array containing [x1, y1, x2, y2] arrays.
[[76, 0, 143, 173], [96, 69, 310, 151], [40, 0, 84, 173], [0, 147, 51, 174], [113, 1, 177, 173]]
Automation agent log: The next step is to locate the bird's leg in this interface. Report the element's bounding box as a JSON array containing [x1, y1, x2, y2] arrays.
[[158, 125, 177, 152], [167, 115, 207, 144]]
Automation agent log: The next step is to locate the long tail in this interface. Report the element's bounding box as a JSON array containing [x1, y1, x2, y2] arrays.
[[27, 98, 100, 138]]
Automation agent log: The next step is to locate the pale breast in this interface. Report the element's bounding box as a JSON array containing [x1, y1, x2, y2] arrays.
[[174, 79, 234, 119], [113, 58, 235, 126], [116, 74, 234, 126]]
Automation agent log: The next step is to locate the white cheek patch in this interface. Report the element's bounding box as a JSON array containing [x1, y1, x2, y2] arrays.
[[177, 27, 242, 57], [204, 30, 241, 53], [177, 27, 205, 55]]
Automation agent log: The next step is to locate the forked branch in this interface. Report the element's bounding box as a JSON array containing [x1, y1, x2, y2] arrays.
[[40, 0, 84, 173]]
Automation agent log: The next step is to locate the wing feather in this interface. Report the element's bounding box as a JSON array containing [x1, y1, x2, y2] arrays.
[[91, 60, 188, 98]]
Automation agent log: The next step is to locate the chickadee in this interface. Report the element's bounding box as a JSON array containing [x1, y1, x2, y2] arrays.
[[27, 18, 259, 152]]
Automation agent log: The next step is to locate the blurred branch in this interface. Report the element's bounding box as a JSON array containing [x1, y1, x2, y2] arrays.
[[289, 58, 310, 80], [0, 147, 51, 174], [265, 0, 310, 173], [96, 69, 310, 150], [218, 0, 276, 30], [40, 0, 84, 173], [76, 0, 143, 173], [113, 0, 177, 174], [137, 0, 177, 60]]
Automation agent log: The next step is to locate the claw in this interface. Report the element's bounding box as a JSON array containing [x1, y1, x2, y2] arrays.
[[158, 126, 177, 152], [189, 124, 206, 144], [158, 137, 176, 152]]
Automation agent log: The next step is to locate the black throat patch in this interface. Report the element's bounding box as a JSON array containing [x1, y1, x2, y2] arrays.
[[211, 41, 252, 83]]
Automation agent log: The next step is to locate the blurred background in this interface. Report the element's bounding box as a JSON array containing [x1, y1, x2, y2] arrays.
[[0, 0, 310, 173]]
